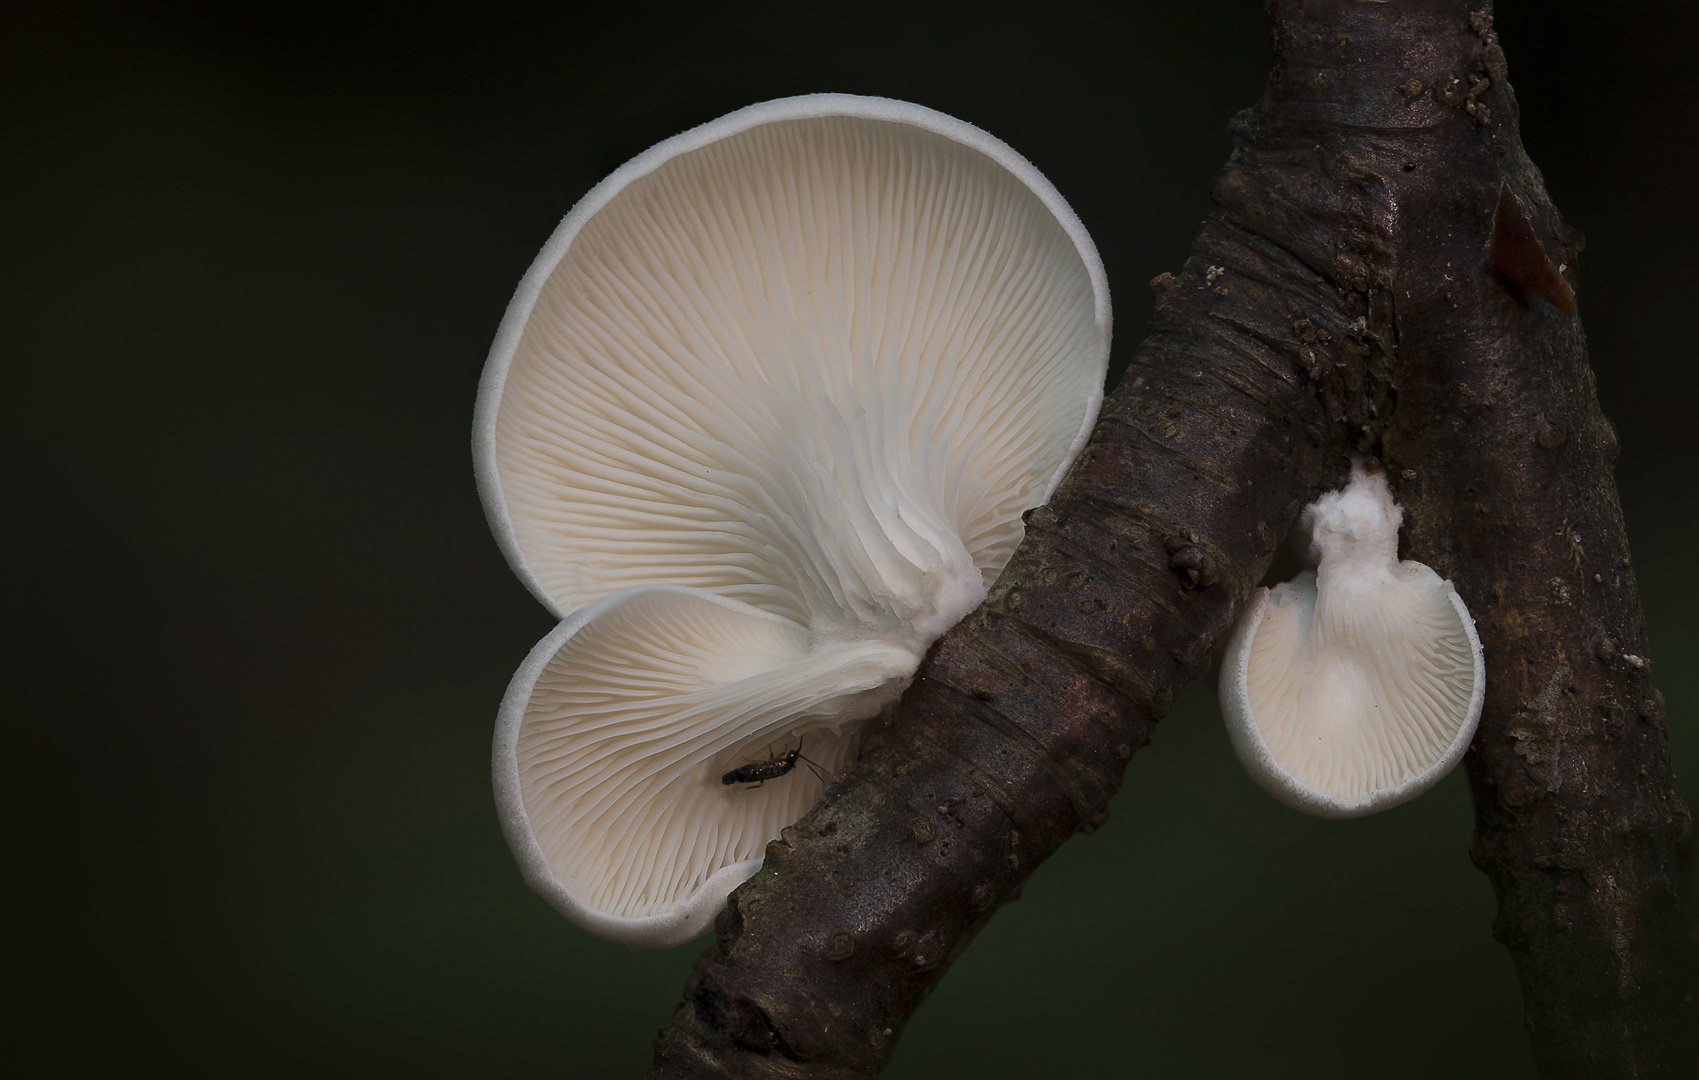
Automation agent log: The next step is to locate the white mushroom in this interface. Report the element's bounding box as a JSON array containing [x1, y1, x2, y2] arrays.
[[1218, 464, 1485, 818], [475, 95, 1110, 946]]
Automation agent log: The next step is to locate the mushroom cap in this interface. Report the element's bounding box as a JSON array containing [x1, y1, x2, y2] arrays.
[[495, 586, 903, 945], [1218, 468, 1486, 818], [477, 95, 1110, 945], [475, 94, 1110, 621]]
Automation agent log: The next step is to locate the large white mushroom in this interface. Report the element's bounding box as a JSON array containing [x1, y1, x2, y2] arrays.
[[1218, 464, 1486, 818], [475, 95, 1110, 946]]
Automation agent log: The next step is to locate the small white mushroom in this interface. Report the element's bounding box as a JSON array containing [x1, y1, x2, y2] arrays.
[[1218, 464, 1485, 818], [475, 95, 1110, 946]]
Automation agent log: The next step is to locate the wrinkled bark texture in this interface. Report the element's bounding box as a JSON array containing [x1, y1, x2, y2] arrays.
[[650, 2, 1696, 1076]]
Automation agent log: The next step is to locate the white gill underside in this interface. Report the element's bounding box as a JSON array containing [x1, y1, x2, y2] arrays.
[[518, 588, 909, 919], [494, 113, 1102, 924], [1245, 565, 1478, 804]]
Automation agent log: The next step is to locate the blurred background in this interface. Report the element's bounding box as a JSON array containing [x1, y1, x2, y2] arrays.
[[7, 1, 1694, 1075]]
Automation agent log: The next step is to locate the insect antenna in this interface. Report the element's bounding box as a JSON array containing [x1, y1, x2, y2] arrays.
[[793, 738, 834, 784]]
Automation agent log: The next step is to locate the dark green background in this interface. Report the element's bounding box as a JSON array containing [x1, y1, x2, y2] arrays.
[[8, 2, 1694, 1075]]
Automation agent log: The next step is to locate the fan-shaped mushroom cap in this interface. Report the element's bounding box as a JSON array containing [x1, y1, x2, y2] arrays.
[[476, 95, 1109, 946], [1218, 466, 1485, 818]]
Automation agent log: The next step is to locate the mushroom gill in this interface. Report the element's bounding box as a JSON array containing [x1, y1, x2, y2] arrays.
[[1219, 465, 1486, 818], [476, 95, 1110, 945]]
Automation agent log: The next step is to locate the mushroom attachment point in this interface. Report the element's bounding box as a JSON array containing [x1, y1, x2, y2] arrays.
[[475, 95, 1110, 946], [1218, 465, 1486, 818]]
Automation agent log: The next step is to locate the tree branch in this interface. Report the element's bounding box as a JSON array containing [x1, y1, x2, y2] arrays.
[[650, 2, 1696, 1075]]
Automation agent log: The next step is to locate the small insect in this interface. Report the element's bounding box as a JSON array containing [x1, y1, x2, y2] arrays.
[[721, 740, 830, 789]]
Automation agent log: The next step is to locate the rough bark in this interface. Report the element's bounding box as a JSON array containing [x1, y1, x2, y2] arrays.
[[650, 2, 1696, 1076]]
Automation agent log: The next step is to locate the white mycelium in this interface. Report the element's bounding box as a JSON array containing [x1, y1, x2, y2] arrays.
[[1219, 465, 1485, 818], [475, 95, 1109, 946]]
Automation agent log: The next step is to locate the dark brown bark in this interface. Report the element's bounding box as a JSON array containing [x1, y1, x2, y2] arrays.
[[650, 2, 1696, 1076]]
